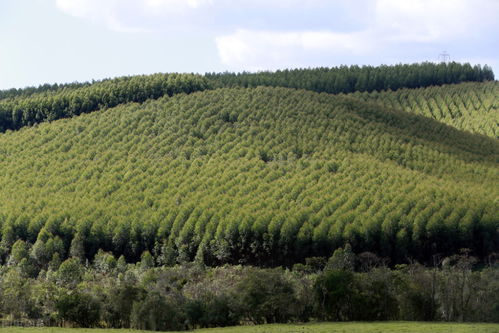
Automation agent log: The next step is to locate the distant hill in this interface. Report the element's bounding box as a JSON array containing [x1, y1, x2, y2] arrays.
[[0, 86, 497, 266], [0, 62, 494, 133]]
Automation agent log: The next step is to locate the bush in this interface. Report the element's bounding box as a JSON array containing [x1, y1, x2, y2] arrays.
[[353, 268, 398, 320], [236, 268, 298, 324], [314, 270, 356, 320], [56, 291, 100, 327], [103, 283, 144, 328], [130, 292, 185, 331], [185, 295, 240, 328]]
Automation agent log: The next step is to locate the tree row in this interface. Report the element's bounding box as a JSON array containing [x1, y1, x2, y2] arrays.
[[0, 247, 497, 329], [208, 62, 494, 94]]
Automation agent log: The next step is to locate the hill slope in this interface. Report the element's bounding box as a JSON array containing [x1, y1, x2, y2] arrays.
[[348, 81, 499, 138], [0, 87, 497, 266]]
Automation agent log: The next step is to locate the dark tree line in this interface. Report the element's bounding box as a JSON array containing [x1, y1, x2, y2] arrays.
[[207, 62, 494, 94], [0, 82, 89, 101], [0, 245, 497, 330], [0, 73, 211, 132]]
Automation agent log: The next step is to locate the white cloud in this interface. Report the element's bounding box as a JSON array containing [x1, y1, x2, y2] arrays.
[[55, 0, 214, 32], [56, 0, 118, 20], [216, 30, 372, 70], [54, 0, 325, 27], [53, 0, 499, 69], [215, 0, 499, 69], [145, 0, 213, 9], [375, 0, 472, 42], [140, 0, 213, 15]]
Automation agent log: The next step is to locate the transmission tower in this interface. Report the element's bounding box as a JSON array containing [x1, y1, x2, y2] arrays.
[[439, 51, 450, 63]]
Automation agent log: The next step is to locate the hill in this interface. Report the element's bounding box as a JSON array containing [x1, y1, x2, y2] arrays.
[[0, 62, 493, 134], [348, 81, 498, 138], [0, 86, 497, 266]]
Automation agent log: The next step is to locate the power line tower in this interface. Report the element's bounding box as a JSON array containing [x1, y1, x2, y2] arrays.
[[439, 51, 450, 63]]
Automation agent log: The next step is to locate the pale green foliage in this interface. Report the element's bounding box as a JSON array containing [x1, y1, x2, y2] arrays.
[[350, 82, 499, 138], [0, 87, 497, 266]]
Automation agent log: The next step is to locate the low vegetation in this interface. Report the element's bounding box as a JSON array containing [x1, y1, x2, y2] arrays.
[[0, 248, 497, 329]]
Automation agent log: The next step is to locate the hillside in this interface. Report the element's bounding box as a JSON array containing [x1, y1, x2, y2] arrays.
[[348, 81, 499, 138], [0, 86, 497, 266]]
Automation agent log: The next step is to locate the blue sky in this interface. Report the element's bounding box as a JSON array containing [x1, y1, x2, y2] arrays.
[[0, 0, 498, 89]]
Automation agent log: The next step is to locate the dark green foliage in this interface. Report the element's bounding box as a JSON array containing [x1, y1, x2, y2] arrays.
[[8, 239, 30, 265], [0, 269, 38, 320], [208, 62, 494, 94], [0, 73, 211, 132], [104, 283, 144, 328], [315, 270, 356, 320], [476, 268, 499, 323], [140, 251, 155, 270], [185, 296, 239, 328], [0, 258, 498, 328], [326, 244, 355, 271], [236, 269, 298, 324], [396, 264, 439, 321], [0, 82, 88, 100], [55, 291, 100, 327], [353, 269, 399, 320], [130, 292, 185, 331]]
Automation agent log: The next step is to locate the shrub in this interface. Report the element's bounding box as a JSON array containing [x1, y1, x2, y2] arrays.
[[236, 268, 298, 324], [56, 291, 100, 327]]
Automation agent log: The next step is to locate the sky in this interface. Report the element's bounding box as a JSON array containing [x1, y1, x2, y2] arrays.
[[0, 0, 498, 90]]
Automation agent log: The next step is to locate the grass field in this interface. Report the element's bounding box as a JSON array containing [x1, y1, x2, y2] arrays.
[[1, 322, 499, 333]]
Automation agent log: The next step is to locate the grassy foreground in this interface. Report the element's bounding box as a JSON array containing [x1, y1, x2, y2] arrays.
[[1, 322, 499, 333]]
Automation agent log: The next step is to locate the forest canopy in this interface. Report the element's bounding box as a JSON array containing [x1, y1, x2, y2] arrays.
[[0, 86, 497, 268]]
